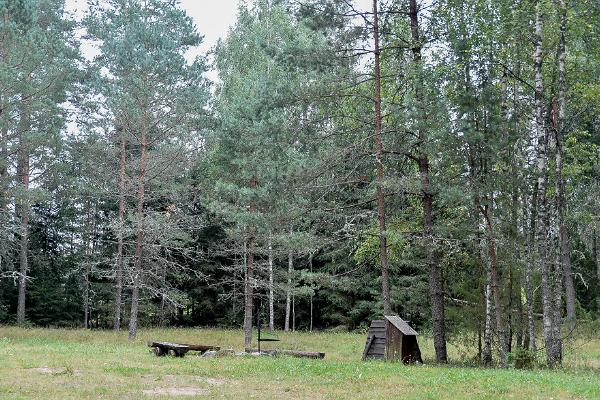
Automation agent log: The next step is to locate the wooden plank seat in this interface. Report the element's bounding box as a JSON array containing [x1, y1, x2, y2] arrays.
[[148, 341, 221, 357], [148, 341, 190, 357]]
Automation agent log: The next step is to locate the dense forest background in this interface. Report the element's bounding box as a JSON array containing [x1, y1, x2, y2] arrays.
[[0, 0, 599, 367]]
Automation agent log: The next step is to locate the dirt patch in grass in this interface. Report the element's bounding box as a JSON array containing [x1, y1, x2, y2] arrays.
[[28, 367, 68, 375], [142, 387, 209, 396], [204, 377, 227, 386]]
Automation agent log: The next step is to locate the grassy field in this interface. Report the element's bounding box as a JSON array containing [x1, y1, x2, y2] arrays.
[[0, 327, 599, 399]]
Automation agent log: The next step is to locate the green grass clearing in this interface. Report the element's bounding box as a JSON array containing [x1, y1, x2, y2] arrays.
[[0, 327, 598, 399]]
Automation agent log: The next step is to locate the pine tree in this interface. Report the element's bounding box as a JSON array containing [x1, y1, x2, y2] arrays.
[[86, 0, 210, 339], [0, 0, 78, 323]]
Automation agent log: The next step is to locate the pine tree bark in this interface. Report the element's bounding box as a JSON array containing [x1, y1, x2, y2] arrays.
[[114, 132, 126, 331], [372, 0, 391, 316], [409, 0, 447, 362], [128, 112, 148, 341]]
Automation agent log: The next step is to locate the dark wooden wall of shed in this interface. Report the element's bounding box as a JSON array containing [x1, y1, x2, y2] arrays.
[[401, 335, 423, 364], [385, 319, 402, 361], [363, 319, 422, 363], [364, 320, 387, 359]]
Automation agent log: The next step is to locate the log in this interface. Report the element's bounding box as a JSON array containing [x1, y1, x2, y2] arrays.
[[246, 348, 325, 359]]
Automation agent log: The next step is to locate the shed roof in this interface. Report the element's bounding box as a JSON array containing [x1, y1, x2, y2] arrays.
[[384, 315, 419, 336]]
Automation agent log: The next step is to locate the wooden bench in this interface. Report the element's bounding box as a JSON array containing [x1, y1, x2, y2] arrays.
[[148, 341, 221, 358], [148, 341, 190, 357]]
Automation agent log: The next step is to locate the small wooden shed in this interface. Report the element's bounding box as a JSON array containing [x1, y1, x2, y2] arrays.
[[362, 315, 422, 364]]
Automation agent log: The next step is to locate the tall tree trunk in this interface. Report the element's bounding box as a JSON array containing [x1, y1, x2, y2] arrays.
[[473, 192, 492, 364], [243, 179, 257, 348], [555, 0, 575, 334], [285, 237, 293, 332], [481, 225, 493, 365], [593, 229, 598, 279], [512, 179, 524, 350], [16, 103, 30, 326], [372, 0, 391, 316], [507, 265, 514, 354], [84, 203, 91, 329], [0, 108, 7, 267], [525, 189, 537, 352], [482, 262, 493, 365], [552, 231, 564, 364], [292, 293, 295, 332], [409, 0, 446, 362], [515, 270, 525, 350], [512, 62, 526, 351], [159, 264, 167, 327], [114, 133, 126, 331], [534, 1, 558, 367], [84, 271, 90, 328], [128, 114, 148, 341], [244, 234, 255, 348], [481, 203, 508, 367], [268, 232, 274, 332], [309, 250, 314, 332], [503, 69, 516, 355], [0, 11, 9, 225]]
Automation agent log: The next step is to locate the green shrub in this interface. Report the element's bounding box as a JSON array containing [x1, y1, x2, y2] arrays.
[[509, 348, 536, 369]]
